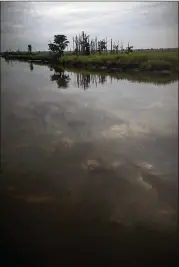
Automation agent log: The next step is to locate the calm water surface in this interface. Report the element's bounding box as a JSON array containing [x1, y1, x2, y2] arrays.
[[1, 59, 178, 266]]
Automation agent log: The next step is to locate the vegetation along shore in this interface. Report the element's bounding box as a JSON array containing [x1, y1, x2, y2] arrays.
[[1, 32, 178, 73]]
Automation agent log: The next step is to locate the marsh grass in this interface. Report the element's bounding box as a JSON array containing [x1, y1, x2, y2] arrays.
[[2, 50, 178, 72], [59, 51, 178, 71]]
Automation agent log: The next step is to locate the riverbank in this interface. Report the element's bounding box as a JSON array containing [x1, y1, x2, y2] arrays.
[[59, 51, 178, 73], [1, 50, 178, 73]]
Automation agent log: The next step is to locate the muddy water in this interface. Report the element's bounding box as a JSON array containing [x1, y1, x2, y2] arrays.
[[0, 59, 178, 266]]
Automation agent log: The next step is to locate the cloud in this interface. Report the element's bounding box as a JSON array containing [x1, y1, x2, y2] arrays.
[[1, 1, 178, 51]]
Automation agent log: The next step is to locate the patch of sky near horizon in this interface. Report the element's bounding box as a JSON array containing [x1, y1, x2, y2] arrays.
[[0, 1, 178, 51]]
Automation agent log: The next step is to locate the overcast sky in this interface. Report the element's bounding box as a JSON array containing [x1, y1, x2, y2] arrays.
[[1, 1, 178, 51]]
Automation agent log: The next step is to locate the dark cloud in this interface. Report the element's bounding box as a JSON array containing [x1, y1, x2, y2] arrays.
[[1, 1, 178, 51]]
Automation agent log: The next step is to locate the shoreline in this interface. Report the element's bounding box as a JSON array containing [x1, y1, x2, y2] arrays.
[[1, 57, 178, 85], [1, 56, 177, 75], [1, 50, 178, 74]]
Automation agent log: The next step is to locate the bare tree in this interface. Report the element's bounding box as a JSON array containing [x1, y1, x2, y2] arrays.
[[126, 42, 133, 54], [120, 41, 124, 53], [98, 39, 107, 54], [110, 38, 113, 54]]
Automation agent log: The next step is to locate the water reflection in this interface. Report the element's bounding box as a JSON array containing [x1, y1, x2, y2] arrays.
[[49, 65, 70, 89], [77, 73, 90, 90], [1, 59, 178, 265], [50, 72, 70, 89], [76, 73, 107, 90], [49, 68, 108, 90], [2, 58, 178, 87], [73, 70, 177, 88], [48, 65, 110, 90], [5, 59, 13, 66], [29, 62, 34, 71], [46, 64, 178, 90]]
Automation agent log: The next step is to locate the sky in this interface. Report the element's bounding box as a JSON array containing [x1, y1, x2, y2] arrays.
[[1, 1, 178, 51]]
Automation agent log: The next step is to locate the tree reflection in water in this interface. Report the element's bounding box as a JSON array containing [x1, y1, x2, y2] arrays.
[[29, 62, 34, 71], [5, 59, 13, 66], [98, 74, 107, 85], [76, 73, 107, 90], [49, 65, 70, 89], [49, 65, 108, 90], [47, 64, 176, 91]]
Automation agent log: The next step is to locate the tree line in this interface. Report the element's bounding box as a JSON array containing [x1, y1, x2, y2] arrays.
[[2, 31, 133, 60], [71, 32, 133, 55], [48, 31, 133, 57], [2, 31, 177, 60]]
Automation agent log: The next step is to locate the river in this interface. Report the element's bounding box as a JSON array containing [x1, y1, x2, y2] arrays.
[[0, 59, 178, 266]]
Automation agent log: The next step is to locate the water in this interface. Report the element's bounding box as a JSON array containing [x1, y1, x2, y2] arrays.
[[1, 59, 178, 266]]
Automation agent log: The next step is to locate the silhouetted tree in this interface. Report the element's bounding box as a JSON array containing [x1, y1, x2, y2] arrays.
[[72, 37, 75, 51], [28, 44, 32, 54], [90, 39, 96, 54], [98, 40, 107, 54], [110, 38, 113, 54], [113, 44, 119, 54], [105, 37, 108, 54], [79, 31, 90, 55], [125, 42, 133, 54], [120, 42, 124, 53], [48, 35, 69, 60], [73, 31, 91, 55], [74, 35, 79, 55], [95, 37, 98, 53]]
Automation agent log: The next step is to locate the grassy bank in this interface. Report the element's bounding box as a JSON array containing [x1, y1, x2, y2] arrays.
[[59, 51, 178, 72], [2, 50, 178, 73], [1, 51, 53, 62]]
